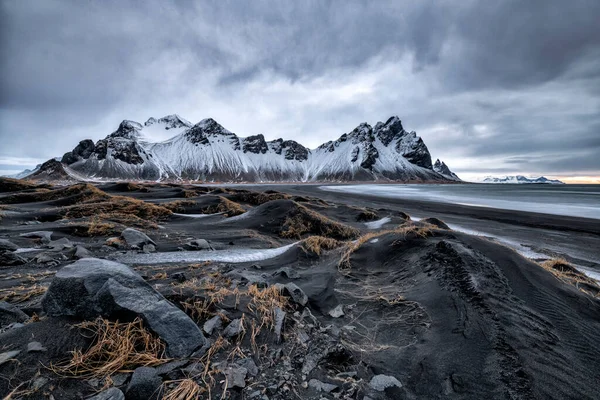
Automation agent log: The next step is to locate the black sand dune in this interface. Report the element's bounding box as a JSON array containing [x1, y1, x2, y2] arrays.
[[0, 178, 599, 399]]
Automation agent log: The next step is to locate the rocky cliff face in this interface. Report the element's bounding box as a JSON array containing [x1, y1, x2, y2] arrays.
[[58, 114, 460, 182]]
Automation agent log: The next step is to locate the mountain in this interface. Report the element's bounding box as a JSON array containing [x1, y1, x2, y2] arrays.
[[482, 175, 565, 184], [56, 114, 460, 182], [3, 157, 62, 179]]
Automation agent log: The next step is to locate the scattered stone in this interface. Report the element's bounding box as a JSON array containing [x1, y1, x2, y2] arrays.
[[105, 237, 126, 249], [87, 387, 125, 400], [328, 304, 345, 318], [273, 267, 300, 279], [369, 374, 403, 391], [19, 231, 53, 243], [170, 272, 187, 283], [274, 307, 285, 343], [120, 228, 156, 249], [185, 239, 213, 251], [0, 350, 20, 366], [31, 376, 49, 390], [308, 379, 338, 393], [126, 367, 162, 400], [283, 283, 308, 306], [74, 245, 92, 259], [0, 251, 27, 266], [250, 264, 261, 269], [155, 359, 189, 376], [421, 217, 450, 230], [47, 237, 73, 251], [27, 341, 47, 352], [228, 241, 235, 246], [237, 358, 259, 377], [42, 258, 206, 357], [0, 239, 18, 252], [203, 315, 222, 335], [35, 252, 58, 264], [142, 244, 156, 253], [0, 301, 28, 328], [222, 318, 244, 338], [223, 365, 248, 389], [111, 373, 130, 387]]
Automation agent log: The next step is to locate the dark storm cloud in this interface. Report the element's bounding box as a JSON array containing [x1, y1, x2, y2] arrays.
[[0, 0, 599, 180]]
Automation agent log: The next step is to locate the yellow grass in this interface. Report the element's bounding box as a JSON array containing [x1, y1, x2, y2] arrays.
[[227, 190, 292, 205], [0, 284, 47, 304], [162, 200, 197, 213], [280, 203, 360, 240], [51, 318, 169, 378], [162, 378, 203, 400], [301, 236, 344, 255], [539, 258, 600, 297]]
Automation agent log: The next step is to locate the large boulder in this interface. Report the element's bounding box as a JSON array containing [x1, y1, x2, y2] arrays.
[[41, 258, 205, 357], [120, 228, 156, 250]]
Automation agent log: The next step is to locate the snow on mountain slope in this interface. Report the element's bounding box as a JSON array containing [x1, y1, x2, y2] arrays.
[[433, 159, 461, 181], [59, 115, 460, 182], [482, 175, 564, 184]]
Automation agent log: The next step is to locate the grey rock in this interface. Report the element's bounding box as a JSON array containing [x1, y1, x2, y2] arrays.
[[170, 272, 187, 283], [328, 304, 345, 318], [111, 373, 130, 387], [283, 283, 308, 306], [142, 244, 156, 253], [32, 376, 49, 390], [274, 307, 285, 343], [47, 237, 73, 251], [0, 239, 18, 252], [87, 387, 125, 400], [0, 251, 27, 266], [74, 245, 92, 259], [185, 239, 214, 251], [0, 301, 28, 328], [155, 359, 189, 376], [27, 341, 47, 352], [19, 231, 53, 243], [237, 358, 259, 377], [273, 267, 300, 279], [120, 228, 156, 249], [369, 374, 402, 391], [308, 379, 338, 393], [203, 315, 222, 335], [42, 258, 205, 357], [0, 350, 20, 366], [223, 365, 247, 389], [222, 318, 244, 338], [35, 252, 58, 263], [126, 367, 162, 400]]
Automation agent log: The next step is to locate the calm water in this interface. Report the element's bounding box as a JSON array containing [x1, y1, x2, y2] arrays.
[[320, 184, 600, 220]]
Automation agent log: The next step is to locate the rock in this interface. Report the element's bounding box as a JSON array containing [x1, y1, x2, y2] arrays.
[[19, 231, 53, 243], [155, 359, 189, 376], [223, 365, 247, 389], [308, 379, 338, 393], [203, 315, 222, 335], [0, 251, 27, 266], [369, 374, 403, 391], [142, 244, 156, 253], [328, 304, 345, 318], [111, 373, 130, 387], [74, 245, 92, 259], [31, 376, 49, 390], [47, 237, 73, 251], [42, 258, 206, 357], [170, 272, 187, 283], [120, 228, 156, 249], [126, 367, 162, 400], [35, 252, 58, 264], [0, 302, 28, 328], [27, 341, 47, 352], [274, 307, 285, 343], [0, 239, 18, 252], [283, 283, 308, 306], [237, 358, 259, 377], [273, 267, 300, 279], [0, 350, 20, 366], [185, 239, 213, 251], [222, 318, 244, 338], [87, 387, 125, 400]]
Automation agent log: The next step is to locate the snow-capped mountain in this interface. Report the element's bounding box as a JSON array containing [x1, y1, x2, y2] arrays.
[[482, 176, 564, 184], [57, 114, 460, 182]]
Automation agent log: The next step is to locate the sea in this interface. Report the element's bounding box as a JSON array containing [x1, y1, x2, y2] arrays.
[[320, 184, 600, 220]]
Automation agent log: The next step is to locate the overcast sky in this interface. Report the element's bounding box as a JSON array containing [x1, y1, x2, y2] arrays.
[[1, 0, 599, 182]]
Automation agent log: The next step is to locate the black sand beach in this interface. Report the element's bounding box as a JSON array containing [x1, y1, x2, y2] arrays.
[[1, 179, 599, 399]]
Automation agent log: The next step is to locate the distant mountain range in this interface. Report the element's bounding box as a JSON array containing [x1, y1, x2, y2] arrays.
[[482, 176, 565, 184], [14, 115, 461, 183]]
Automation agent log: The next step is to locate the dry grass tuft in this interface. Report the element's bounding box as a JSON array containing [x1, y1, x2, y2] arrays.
[[113, 182, 145, 192], [62, 195, 172, 224], [356, 209, 379, 222], [540, 258, 600, 298], [280, 203, 359, 240], [227, 190, 292, 206], [162, 200, 197, 213], [0, 177, 48, 193], [203, 196, 245, 217], [301, 236, 344, 256], [0, 284, 48, 304], [1, 183, 108, 205], [51, 318, 169, 378], [162, 378, 203, 400]]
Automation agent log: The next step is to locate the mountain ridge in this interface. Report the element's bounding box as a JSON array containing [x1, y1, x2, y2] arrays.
[[39, 115, 461, 183], [482, 175, 564, 184]]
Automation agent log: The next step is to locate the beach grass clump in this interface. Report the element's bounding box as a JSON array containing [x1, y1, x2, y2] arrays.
[[0, 183, 108, 205], [0, 177, 49, 193], [203, 196, 245, 217], [301, 235, 344, 256], [539, 258, 600, 297], [51, 318, 169, 378], [162, 379, 203, 400], [227, 190, 292, 206], [162, 200, 198, 213], [356, 209, 380, 222], [62, 195, 172, 221], [280, 203, 360, 240], [0, 284, 48, 304]]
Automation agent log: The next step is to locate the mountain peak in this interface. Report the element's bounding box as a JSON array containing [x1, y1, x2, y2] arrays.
[[110, 120, 143, 139]]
